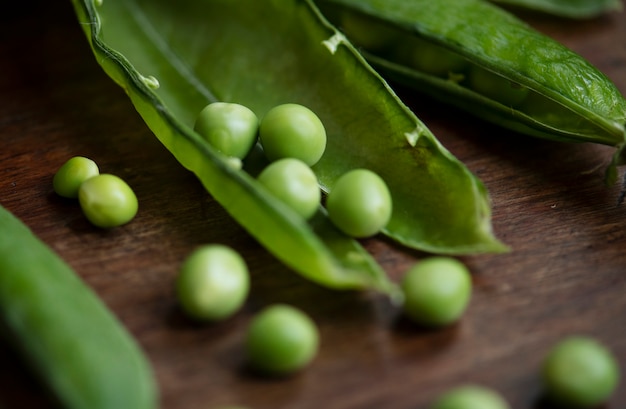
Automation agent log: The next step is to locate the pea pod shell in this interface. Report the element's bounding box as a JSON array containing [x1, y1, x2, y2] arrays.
[[321, 0, 626, 183], [490, 0, 623, 19], [71, 0, 506, 278], [0, 205, 157, 409]]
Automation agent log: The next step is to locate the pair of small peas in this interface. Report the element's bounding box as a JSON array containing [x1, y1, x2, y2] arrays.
[[194, 101, 393, 238], [432, 336, 619, 409], [175, 244, 319, 376], [53, 157, 138, 228]]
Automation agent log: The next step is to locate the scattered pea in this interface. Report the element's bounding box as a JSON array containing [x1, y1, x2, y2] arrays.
[[431, 385, 510, 409], [53, 156, 100, 198], [326, 168, 392, 238], [78, 173, 138, 228], [245, 304, 319, 376], [194, 102, 259, 159], [257, 158, 321, 220], [259, 103, 327, 166], [176, 245, 250, 322], [542, 336, 619, 408], [400, 257, 472, 326]]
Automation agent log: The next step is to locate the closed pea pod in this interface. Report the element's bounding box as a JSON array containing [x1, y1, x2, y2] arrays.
[[320, 0, 626, 184], [489, 0, 623, 19], [0, 204, 157, 409]]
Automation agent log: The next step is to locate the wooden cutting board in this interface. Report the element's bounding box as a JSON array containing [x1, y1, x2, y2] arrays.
[[1, 1, 625, 408]]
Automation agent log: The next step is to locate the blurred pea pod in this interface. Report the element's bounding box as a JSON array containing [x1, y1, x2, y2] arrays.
[[70, 0, 506, 295], [0, 205, 157, 409], [318, 0, 626, 184], [490, 0, 623, 19]]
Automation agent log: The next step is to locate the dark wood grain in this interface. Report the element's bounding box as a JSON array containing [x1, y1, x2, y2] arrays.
[[1, 1, 625, 408]]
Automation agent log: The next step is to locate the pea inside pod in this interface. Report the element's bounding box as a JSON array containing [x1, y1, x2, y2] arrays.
[[70, 0, 506, 299], [320, 0, 626, 184]]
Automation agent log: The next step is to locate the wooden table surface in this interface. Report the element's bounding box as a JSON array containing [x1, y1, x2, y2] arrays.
[[1, 1, 625, 408]]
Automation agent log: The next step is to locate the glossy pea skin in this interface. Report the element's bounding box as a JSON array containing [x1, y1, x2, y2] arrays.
[[326, 169, 392, 238], [245, 304, 319, 375], [257, 158, 321, 220], [53, 156, 100, 198], [542, 336, 619, 408], [431, 385, 510, 409], [194, 102, 259, 159], [259, 103, 327, 166], [176, 245, 249, 321], [401, 257, 472, 326], [78, 174, 138, 228]]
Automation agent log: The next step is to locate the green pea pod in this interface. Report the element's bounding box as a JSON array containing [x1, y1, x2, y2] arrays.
[[319, 0, 626, 184], [70, 0, 506, 287], [490, 0, 623, 19], [0, 205, 157, 409]]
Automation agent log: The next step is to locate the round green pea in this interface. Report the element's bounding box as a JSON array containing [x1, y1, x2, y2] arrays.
[[259, 103, 327, 166], [401, 257, 472, 326], [245, 304, 319, 376], [467, 66, 529, 107], [194, 102, 259, 159], [542, 336, 619, 408], [326, 168, 392, 238], [431, 385, 510, 409], [176, 245, 249, 322], [257, 158, 321, 220], [78, 174, 138, 228], [53, 156, 100, 198]]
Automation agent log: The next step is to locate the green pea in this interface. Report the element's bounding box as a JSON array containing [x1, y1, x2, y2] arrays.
[[326, 168, 392, 238], [245, 304, 319, 375], [400, 257, 472, 326], [431, 385, 510, 409], [53, 156, 100, 198], [467, 66, 529, 107], [78, 174, 138, 228], [542, 336, 619, 408], [194, 102, 259, 159], [259, 103, 327, 166], [257, 158, 320, 220], [176, 245, 249, 321]]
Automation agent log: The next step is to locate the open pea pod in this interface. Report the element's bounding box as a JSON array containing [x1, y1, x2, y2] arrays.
[[318, 0, 626, 184], [70, 0, 506, 293], [490, 0, 623, 19]]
